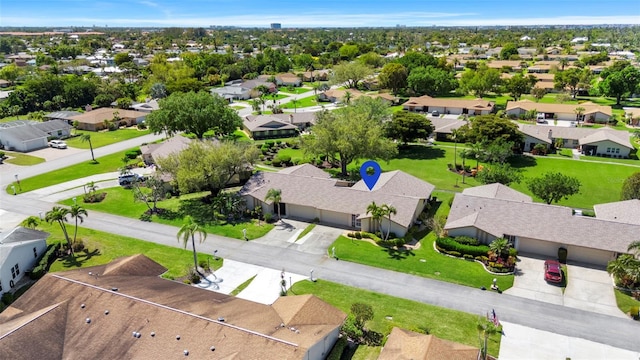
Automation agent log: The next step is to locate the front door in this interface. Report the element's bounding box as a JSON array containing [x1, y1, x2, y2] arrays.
[[274, 203, 286, 216]]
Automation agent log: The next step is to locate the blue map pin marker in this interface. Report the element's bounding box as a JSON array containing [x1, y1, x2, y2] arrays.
[[360, 160, 381, 191]]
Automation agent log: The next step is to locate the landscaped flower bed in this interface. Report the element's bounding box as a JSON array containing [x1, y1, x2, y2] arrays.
[[435, 236, 516, 273]]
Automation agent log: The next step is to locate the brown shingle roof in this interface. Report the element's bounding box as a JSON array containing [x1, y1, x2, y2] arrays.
[[378, 327, 478, 360], [69, 108, 148, 124], [506, 100, 612, 117], [402, 96, 495, 111], [0, 256, 346, 359]]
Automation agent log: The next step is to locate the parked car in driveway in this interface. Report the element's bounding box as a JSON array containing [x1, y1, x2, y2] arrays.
[[48, 140, 67, 149], [544, 259, 563, 284], [118, 173, 145, 186]]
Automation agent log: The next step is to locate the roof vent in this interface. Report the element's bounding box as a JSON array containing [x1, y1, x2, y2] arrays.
[[81, 304, 86, 309], [85, 318, 91, 324], [217, 317, 225, 322], [111, 287, 118, 292], [136, 332, 141, 338], [88, 272, 92, 275], [150, 332, 156, 337], [280, 323, 285, 328], [176, 335, 181, 340], [183, 350, 189, 356], [104, 310, 109, 315], [210, 346, 216, 351]]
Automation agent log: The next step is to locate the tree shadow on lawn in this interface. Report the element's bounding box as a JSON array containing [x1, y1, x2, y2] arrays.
[[381, 246, 416, 260], [508, 154, 537, 169], [179, 198, 214, 223], [394, 145, 446, 160], [61, 248, 101, 268]]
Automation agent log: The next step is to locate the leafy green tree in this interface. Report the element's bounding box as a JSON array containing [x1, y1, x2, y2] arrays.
[[338, 44, 360, 60], [350, 303, 374, 329], [157, 141, 260, 197], [407, 66, 457, 96], [500, 43, 519, 60], [20, 216, 40, 229], [331, 62, 373, 89], [458, 64, 502, 98], [177, 215, 207, 275], [69, 204, 88, 246], [475, 163, 522, 186], [598, 65, 640, 105], [358, 52, 385, 68], [554, 68, 591, 99], [621, 172, 640, 200], [396, 52, 438, 73], [482, 139, 514, 164], [489, 238, 511, 258], [45, 206, 72, 254], [149, 91, 242, 139], [265, 188, 282, 221], [132, 174, 167, 214], [527, 172, 581, 204], [385, 111, 433, 145], [378, 63, 408, 95], [531, 87, 547, 102], [459, 115, 523, 145], [505, 73, 537, 101], [303, 107, 397, 176]]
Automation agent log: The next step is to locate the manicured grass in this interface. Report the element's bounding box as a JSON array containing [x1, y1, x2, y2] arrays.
[[231, 105, 245, 110], [230, 275, 256, 296], [281, 96, 319, 109], [0, 115, 22, 123], [5, 147, 138, 194], [296, 223, 316, 240], [59, 187, 274, 240], [230, 129, 251, 142], [280, 87, 311, 95], [331, 234, 513, 290], [290, 279, 501, 357], [266, 94, 289, 101], [2, 151, 45, 165], [40, 222, 223, 280], [614, 289, 640, 316], [65, 128, 150, 149]]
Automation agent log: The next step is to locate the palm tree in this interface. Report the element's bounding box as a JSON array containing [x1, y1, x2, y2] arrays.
[[489, 238, 511, 258], [69, 204, 88, 245], [265, 188, 282, 222], [291, 98, 299, 113], [607, 254, 639, 288], [627, 241, 640, 258], [84, 181, 98, 195], [20, 216, 40, 229], [80, 134, 95, 162], [559, 58, 569, 71], [45, 206, 72, 254], [477, 316, 500, 360], [382, 204, 397, 240], [366, 201, 384, 234], [177, 215, 208, 275], [574, 106, 585, 127], [343, 91, 352, 105]]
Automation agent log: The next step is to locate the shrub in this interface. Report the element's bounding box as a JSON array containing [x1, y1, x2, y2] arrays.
[[508, 248, 518, 258], [72, 239, 85, 252], [453, 236, 480, 246], [271, 158, 282, 167], [265, 140, 275, 148], [137, 122, 147, 129], [125, 150, 140, 159], [2, 292, 14, 305], [436, 237, 490, 258], [277, 154, 291, 163], [463, 254, 474, 260], [292, 157, 302, 165], [264, 212, 273, 223], [139, 213, 152, 222], [198, 259, 210, 272], [558, 247, 568, 263], [275, 140, 282, 145], [355, 232, 362, 239], [630, 306, 639, 320], [264, 160, 272, 165], [447, 251, 462, 257]]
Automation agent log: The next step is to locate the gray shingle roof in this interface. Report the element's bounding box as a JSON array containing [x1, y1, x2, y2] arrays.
[[246, 113, 317, 126], [445, 193, 640, 253], [594, 199, 640, 225], [45, 111, 81, 120], [518, 124, 632, 147], [32, 119, 72, 133], [243, 116, 298, 132], [240, 165, 434, 227], [579, 131, 633, 148], [462, 183, 532, 202], [0, 121, 48, 142], [0, 227, 49, 244]]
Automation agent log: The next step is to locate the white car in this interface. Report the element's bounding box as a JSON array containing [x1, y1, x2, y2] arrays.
[[48, 140, 68, 149]]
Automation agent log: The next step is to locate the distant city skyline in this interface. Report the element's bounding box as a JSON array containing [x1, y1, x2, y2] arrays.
[[2, 0, 639, 27]]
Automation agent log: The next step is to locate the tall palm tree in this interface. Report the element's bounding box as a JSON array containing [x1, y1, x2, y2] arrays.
[[366, 201, 384, 234], [84, 181, 98, 195], [265, 188, 282, 221], [20, 216, 40, 229], [69, 204, 88, 245], [574, 106, 585, 127], [45, 206, 72, 254], [627, 241, 640, 258], [177, 215, 208, 275], [382, 204, 397, 240], [291, 98, 299, 113], [80, 134, 95, 162]]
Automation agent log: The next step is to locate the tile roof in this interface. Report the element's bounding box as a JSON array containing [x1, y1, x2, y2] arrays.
[[506, 100, 612, 117], [378, 327, 478, 360], [594, 199, 640, 225], [462, 183, 532, 202], [402, 96, 495, 111], [69, 108, 148, 124], [445, 192, 640, 253], [240, 165, 434, 227], [0, 255, 346, 359]]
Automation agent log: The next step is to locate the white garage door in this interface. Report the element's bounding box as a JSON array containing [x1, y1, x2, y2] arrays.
[[517, 237, 559, 258], [566, 245, 613, 267], [320, 210, 349, 228], [288, 204, 317, 220]]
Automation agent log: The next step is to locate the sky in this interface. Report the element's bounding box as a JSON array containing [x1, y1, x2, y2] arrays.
[[1, 0, 639, 28]]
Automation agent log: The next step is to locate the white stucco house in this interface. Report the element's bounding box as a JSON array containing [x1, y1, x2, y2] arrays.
[[240, 164, 435, 237], [402, 96, 495, 115], [506, 100, 612, 123], [0, 227, 48, 295], [0, 120, 72, 152], [444, 184, 640, 266]]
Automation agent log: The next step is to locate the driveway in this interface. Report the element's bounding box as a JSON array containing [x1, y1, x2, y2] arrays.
[[563, 262, 625, 318], [23, 146, 86, 161], [504, 255, 564, 305], [252, 219, 345, 255]]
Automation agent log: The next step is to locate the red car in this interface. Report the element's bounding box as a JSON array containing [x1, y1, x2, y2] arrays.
[[544, 260, 563, 283]]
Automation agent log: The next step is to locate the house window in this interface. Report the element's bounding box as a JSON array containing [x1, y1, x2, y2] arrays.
[[14, 264, 20, 277], [615, 148, 620, 154], [351, 214, 361, 229], [503, 234, 516, 246], [33, 247, 38, 258], [0, 281, 2, 292], [606, 148, 611, 153]]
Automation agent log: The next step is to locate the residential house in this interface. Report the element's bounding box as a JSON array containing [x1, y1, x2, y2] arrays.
[[485, 60, 524, 71], [0, 79, 11, 88], [402, 96, 495, 116], [68, 108, 148, 131], [518, 124, 634, 157], [429, 117, 469, 141], [378, 327, 478, 360], [0, 90, 13, 102], [0, 227, 48, 296], [530, 73, 556, 91], [260, 73, 302, 87], [240, 164, 435, 236], [506, 100, 612, 123], [244, 113, 316, 139], [0, 120, 71, 152], [130, 99, 160, 113], [594, 200, 640, 226], [210, 86, 251, 101], [241, 79, 277, 93], [444, 184, 640, 266], [301, 69, 331, 82], [0, 255, 346, 360], [624, 107, 640, 126], [140, 135, 193, 165], [44, 110, 81, 124]]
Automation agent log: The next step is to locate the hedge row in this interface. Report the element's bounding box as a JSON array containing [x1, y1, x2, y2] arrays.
[[436, 237, 490, 258], [29, 243, 60, 280]]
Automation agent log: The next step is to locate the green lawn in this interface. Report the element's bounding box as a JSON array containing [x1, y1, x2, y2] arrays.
[[65, 128, 151, 149], [40, 222, 223, 280], [59, 187, 274, 240], [281, 96, 319, 109], [296, 223, 316, 240], [230, 275, 256, 296], [0, 115, 22, 123], [614, 289, 640, 316], [5, 147, 139, 194], [231, 105, 246, 110], [2, 151, 46, 165], [290, 279, 502, 357], [280, 87, 312, 95], [267, 94, 289, 101]]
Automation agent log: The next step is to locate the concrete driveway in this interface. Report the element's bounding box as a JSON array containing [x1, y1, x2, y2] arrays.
[[252, 219, 345, 255], [563, 262, 625, 318], [504, 255, 564, 305], [23, 146, 86, 161]]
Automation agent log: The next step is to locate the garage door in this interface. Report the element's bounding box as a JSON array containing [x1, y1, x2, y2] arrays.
[[320, 210, 349, 227], [517, 237, 559, 258], [288, 204, 317, 220], [566, 245, 613, 267]]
